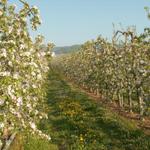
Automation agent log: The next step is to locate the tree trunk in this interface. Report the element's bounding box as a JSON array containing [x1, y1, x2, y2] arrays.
[[139, 95, 144, 119], [96, 88, 99, 96], [137, 86, 145, 120], [128, 90, 132, 113], [118, 93, 124, 108]]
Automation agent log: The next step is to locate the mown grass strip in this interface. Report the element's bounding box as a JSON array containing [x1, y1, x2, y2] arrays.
[[40, 69, 150, 150]]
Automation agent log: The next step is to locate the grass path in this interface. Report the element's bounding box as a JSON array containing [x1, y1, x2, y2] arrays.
[[10, 69, 150, 150]]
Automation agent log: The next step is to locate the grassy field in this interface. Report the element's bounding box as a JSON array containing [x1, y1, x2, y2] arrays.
[[10, 69, 150, 150]]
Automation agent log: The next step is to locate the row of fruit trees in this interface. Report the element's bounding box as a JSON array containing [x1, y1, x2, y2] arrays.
[[0, 0, 53, 148], [57, 27, 150, 118]]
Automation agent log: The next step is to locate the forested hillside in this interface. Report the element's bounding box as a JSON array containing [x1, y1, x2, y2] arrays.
[[53, 45, 81, 55]]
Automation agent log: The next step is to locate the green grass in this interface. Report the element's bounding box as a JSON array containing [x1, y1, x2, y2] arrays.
[[9, 133, 58, 150], [10, 69, 150, 150]]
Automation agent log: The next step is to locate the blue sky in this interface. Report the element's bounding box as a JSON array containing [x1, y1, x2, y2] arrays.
[[13, 0, 150, 46]]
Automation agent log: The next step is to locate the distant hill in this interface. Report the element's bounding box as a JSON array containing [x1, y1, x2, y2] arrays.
[[52, 44, 81, 55]]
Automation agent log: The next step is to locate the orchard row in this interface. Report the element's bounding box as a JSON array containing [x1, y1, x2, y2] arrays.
[[58, 28, 150, 118], [0, 0, 53, 146]]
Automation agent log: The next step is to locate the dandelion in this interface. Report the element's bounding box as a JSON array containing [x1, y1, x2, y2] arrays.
[[80, 134, 84, 142]]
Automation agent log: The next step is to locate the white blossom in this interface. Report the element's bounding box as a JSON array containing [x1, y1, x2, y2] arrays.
[[20, 44, 26, 50], [13, 73, 19, 79], [24, 51, 31, 56], [0, 71, 11, 77], [0, 123, 4, 129], [1, 48, 7, 57], [29, 122, 36, 130], [31, 71, 36, 76], [8, 61, 13, 67], [8, 26, 13, 34], [33, 6, 38, 10], [37, 74, 42, 80], [16, 97, 23, 107]]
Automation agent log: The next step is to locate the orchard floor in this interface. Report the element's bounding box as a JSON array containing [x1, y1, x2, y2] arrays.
[[10, 69, 150, 150]]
